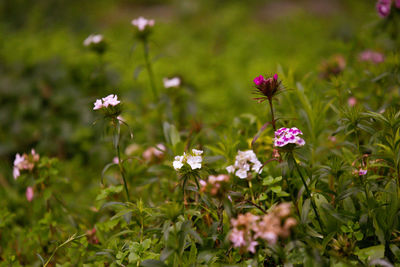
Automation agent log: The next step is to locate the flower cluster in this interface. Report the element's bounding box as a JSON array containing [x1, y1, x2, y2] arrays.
[[226, 150, 262, 179], [274, 127, 305, 148], [83, 34, 106, 54], [83, 34, 104, 47], [93, 94, 121, 110], [376, 0, 400, 17], [358, 50, 385, 64], [173, 149, 203, 170], [163, 77, 181, 88], [229, 203, 297, 253], [253, 74, 281, 102], [320, 54, 346, 79], [199, 174, 230, 197], [131, 17, 155, 32], [143, 143, 166, 162], [13, 149, 40, 179]]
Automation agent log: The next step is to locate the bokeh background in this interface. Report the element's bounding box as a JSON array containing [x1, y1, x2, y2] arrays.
[[0, 0, 379, 209]]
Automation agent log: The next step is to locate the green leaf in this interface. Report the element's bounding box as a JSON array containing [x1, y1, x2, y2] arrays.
[[140, 259, 167, 267], [355, 245, 385, 262]]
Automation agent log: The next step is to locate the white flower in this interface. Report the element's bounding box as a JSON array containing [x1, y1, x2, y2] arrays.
[[84, 34, 103, 46], [274, 127, 305, 147], [163, 77, 181, 88], [228, 150, 263, 179], [131, 17, 155, 31], [173, 155, 184, 170], [93, 94, 121, 110], [173, 149, 203, 170]]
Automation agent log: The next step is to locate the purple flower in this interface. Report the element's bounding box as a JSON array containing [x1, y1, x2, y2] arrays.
[[396, 0, 400, 8], [26, 187, 34, 202], [359, 169, 367, 176], [253, 74, 282, 102], [376, 0, 392, 17], [274, 127, 305, 148]]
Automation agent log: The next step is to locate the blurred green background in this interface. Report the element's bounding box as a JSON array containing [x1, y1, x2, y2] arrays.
[[0, 0, 376, 188]]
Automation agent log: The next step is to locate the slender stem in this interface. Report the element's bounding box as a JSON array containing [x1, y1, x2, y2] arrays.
[[143, 37, 158, 102], [248, 179, 256, 203], [114, 121, 130, 201], [268, 99, 276, 131], [291, 152, 324, 232]]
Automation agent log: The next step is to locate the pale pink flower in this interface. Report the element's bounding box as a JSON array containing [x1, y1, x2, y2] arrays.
[[226, 150, 262, 179], [376, 0, 392, 17], [113, 157, 119, 164], [26, 187, 34, 202], [359, 169, 367, 176], [163, 77, 181, 88], [359, 50, 385, 64], [93, 99, 103, 110], [131, 17, 155, 31], [93, 94, 121, 110], [173, 149, 203, 170], [84, 34, 104, 46], [348, 97, 357, 107]]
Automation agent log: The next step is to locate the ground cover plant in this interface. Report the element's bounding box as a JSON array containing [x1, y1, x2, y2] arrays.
[[1, 0, 400, 266]]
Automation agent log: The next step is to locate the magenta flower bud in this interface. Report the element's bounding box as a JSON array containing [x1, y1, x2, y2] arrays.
[[253, 75, 265, 86], [273, 74, 278, 80], [26, 187, 34, 202], [376, 0, 392, 17]]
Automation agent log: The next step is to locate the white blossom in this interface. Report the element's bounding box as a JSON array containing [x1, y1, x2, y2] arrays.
[[131, 17, 155, 31], [163, 77, 181, 88]]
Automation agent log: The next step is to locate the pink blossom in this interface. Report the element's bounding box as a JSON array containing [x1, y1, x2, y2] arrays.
[[274, 127, 305, 147], [396, 0, 400, 8], [93, 94, 121, 110], [273, 73, 278, 80], [348, 97, 357, 107], [359, 169, 367, 176], [131, 17, 155, 31], [359, 50, 385, 64], [26, 187, 34, 202], [253, 75, 265, 86], [376, 0, 392, 17]]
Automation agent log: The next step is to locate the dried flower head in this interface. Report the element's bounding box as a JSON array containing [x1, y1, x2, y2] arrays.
[[274, 127, 305, 148], [253, 74, 282, 102], [173, 149, 203, 170], [226, 150, 262, 179]]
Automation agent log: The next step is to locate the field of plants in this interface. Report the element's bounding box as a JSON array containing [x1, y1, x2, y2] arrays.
[[1, 0, 400, 266]]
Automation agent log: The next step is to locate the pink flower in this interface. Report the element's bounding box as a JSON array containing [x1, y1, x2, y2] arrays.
[[274, 127, 305, 148], [359, 169, 367, 176], [131, 17, 155, 31], [26, 187, 34, 202], [376, 0, 392, 17], [396, 0, 400, 8], [273, 73, 278, 80], [253, 75, 265, 86], [93, 94, 121, 110], [348, 97, 357, 107], [359, 50, 385, 64]]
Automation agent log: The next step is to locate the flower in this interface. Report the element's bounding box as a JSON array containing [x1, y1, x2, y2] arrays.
[[274, 127, 305, 148], [131, 17, 155, 31], [26, 187, 34, 202], [173, 149, 203, 170], [143, 144, 166, 162], [253, 74, 282, 102], [348, 97, 357, 107], [163, 77, 181, 88], [93, 94, 121, 110], [396, 0, 400, 8], [358, 50, 385, 64], [13, 150, 40, 179], [358, 169, 367, 176], [200, 174, 230, 196], [226, 150, 263, 179], [83, 34, 104, 46], [376, 0, 392, 17]]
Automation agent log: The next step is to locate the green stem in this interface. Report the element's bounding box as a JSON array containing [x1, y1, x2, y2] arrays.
[[268, 99, 276, 131], [291, 152, 324, 233], [114, 121, 130, 201], [248, 180, 256, 203], [143, 37, 158, 102]]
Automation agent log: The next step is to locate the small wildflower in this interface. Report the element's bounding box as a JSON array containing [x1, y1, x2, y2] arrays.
[[376, 0, 392, 17], [93, 94, 121, 116], [396, 0, 400, 8], [113, 157, 119, 164], [143, 144, 166, 162], [253, 74, 282, 102], [358, 169, 367, 176], [86, 228, 99, 245], [83, 34, 104, 46], [358, 50, 385, 64], [320, 55, 346, 79], [131, 17, 155, 31], [173, 149, 203, 170], [26, 187, 34, 202], [13, 149, 40, 179], [163, 77, 181, 88], [274, 127, 305, 148], [200, 174, 230, 197], [348, 97, 357, 107], [226, 150, 262, 179]]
